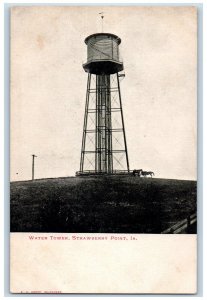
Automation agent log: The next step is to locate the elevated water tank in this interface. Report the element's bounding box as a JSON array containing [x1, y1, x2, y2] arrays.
[[83, 33, 124, 75]]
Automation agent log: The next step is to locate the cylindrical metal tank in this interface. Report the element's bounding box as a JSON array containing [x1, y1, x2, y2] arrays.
[[83, 33, 123, 75]]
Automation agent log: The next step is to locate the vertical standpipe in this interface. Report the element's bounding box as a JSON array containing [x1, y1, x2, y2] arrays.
[[79, 33, 129, 175], [96, 75, 112, 173]]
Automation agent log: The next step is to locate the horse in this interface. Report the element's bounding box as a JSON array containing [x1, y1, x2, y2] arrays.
[[132, 169, 143, 177], [141, 171, 155, 178]]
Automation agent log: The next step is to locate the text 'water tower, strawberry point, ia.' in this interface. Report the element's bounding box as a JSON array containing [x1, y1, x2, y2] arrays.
[[77, 25, 130, 176]]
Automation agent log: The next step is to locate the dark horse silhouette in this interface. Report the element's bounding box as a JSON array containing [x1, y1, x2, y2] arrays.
[[141, 171, 155, 177], [132, 169, 143, 177], [132, 169, 155, 177]]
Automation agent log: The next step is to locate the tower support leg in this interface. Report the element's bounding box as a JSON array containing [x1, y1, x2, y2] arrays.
[[116, 73, 130, 172], [80, 74, 91, 172]]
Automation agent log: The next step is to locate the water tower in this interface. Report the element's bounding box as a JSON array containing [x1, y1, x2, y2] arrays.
[[78, 32, 130, 175]]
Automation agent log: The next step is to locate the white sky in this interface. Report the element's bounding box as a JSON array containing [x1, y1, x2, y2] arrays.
[[10, 6, 197, 181]]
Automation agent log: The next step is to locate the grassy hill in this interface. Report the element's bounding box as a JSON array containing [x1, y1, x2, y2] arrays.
[[10, 175, 197, 233]]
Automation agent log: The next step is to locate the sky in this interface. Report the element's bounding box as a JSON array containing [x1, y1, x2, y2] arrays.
[[10, 6, 197, 181]]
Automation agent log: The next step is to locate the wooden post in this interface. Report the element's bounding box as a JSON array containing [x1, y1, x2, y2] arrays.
[[32, 154, 37, 180]]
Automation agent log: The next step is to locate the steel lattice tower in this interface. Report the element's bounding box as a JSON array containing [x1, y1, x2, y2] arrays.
[[78, 33, 129, 175]]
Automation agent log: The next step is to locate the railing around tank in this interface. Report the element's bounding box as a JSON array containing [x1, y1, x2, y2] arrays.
[[83, 55, 123, 64]]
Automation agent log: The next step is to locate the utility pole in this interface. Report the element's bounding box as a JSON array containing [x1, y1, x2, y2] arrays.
[[32, 154, 37, 180]]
